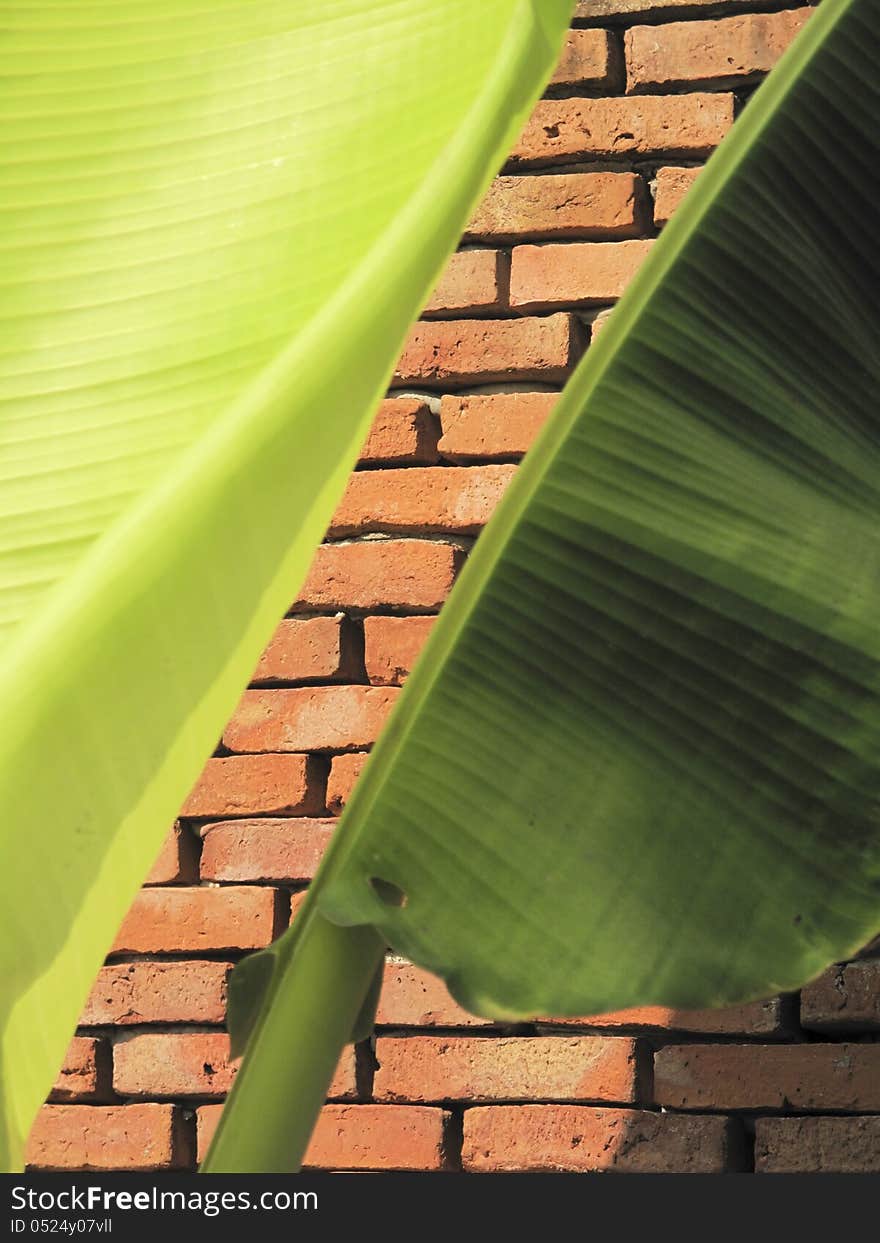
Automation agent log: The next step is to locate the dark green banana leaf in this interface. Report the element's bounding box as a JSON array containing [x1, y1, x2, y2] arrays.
[[316, 0, 880, 1019]]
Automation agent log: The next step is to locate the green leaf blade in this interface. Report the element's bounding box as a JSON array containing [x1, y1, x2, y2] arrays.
[[0, 0, 575, 1168], [316, 0, 880, 1020]]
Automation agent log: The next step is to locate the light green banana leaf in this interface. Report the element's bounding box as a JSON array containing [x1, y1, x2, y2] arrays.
[[0, 0, 575, 1171], [207, 0, 880, 1171]]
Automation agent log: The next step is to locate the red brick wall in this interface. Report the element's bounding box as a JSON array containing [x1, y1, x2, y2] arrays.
[[31, 1, 879, 1176]]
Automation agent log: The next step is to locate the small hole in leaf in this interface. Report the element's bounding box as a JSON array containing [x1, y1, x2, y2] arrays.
[[370, 877, 408, 908]]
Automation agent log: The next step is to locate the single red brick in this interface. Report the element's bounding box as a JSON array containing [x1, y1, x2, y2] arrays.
[[423, 250, 508, 317], [394, 315, 582, 387], [82, 961, 230, 1026], [197, 1103, 444, 1170], [801, 961, 880, 1033], [373, 1036, 637, 1104], [252, 615, 359, 684], [512, 94, 734, 167], [111, 886, 283, 954], [116, 1034, 353, 1103], [363, 617, 435, 687], [626, 10, 812, 93], [539, 998, 786, 1038], [359, 398, 439, 465], [466, 172, 645, 244], [329, 465, 515, 538], [180, 753, 324, 818], [27, 1104, 189, 1171], [224, 686, 400, 753], [754, 1116, 880, 1174], [326, 752, 369, 813], [144, 823, 199, 885], [115, 1035, 357, 1102], [50, 1038, 110, 1103], [438, 392, 557, 462], [199, 818, 335, 883], [653, 165, 701, 226], [307, 1105, 447, 1171], [296, 539, 464, 612], [654, 1044, 880, 1111], [114, 1032, 238, 1099], [462, 1105, 736, 1173], [510, 240, 654, 311], [377, 961, 489, 1027], [553, 28, 619, 89]]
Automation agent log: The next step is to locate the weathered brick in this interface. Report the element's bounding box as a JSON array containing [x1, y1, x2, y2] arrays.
[[512, 94, 734, 167], [801, 961, 880, 1033], [626, 11, 812, 93], [359, 398, 439, 466], [224, 686, 400, 753], [197, 1103, 447, 1170], [653, 165, 701, 226], [111, 886, 283, 954], [114, 1033, 357, 1102], [306, 1105, 447, 1172], [330, 465, 515, 538], [114, 1032, 237, 1099], [373, 1036, 638, 1104], [438, 392, 557, 462], [654, 1044, 880, 1112], [181, 754, 324, 818], [551, 29, 619, 90], [199, 818, 335, 883], [144, 823, 199, 886], [462, 1105, 736, 1173], [754, 1115, 880, 1174], [540, 997, 787, 1038], [466, 172, 645, 244], [50, 1038, 110, 1103], [394, 315, 582, 387], [575, 0, 763, 19], [326, 752, 369, 813], [82, 961, 230, 1026], [424, 249, 508, 317], [27, 1104, 188, 1171], [510, 240, 654, 311], [377, 961, 490, 1027], [296, 539, 464, 612], [364, 617, 435, 687], [252, 615, 359, 684]]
